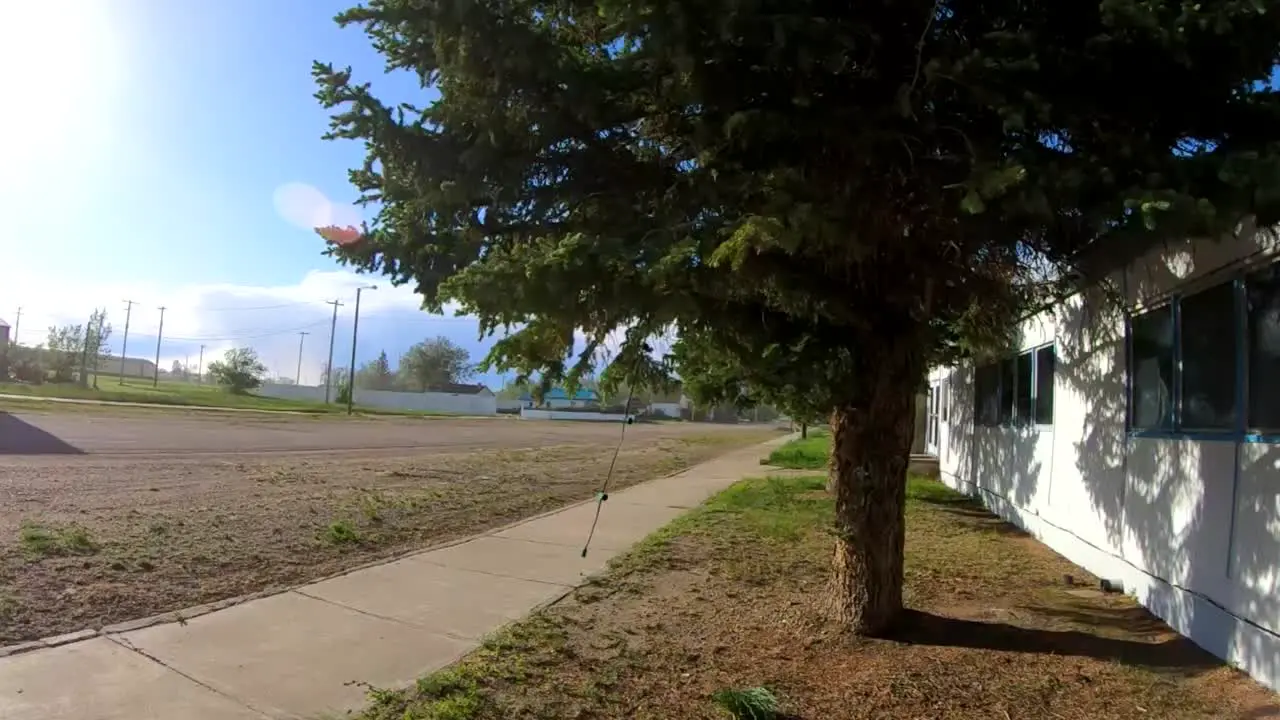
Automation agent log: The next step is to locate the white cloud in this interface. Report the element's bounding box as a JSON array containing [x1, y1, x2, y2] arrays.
[[0, 266, 674, 389], [0, 270, 488, 387]]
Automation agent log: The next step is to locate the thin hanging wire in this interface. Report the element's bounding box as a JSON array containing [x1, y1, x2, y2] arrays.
[[581, 385, 636, 558]]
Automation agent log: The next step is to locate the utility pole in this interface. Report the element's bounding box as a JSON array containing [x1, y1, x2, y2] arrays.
[[92, 311, 106, 389], [197, 344, 205, 383], [119, 300, 134, 384], [153, 306, 166, 387], [295, 331, 309, 385], [323, 299, 343, 403], [347, 285, 377, 415], [79, 311, 98, 388], [11, 306, 20, 346]]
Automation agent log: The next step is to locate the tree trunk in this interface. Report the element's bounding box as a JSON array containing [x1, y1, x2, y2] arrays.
[[801, 422, 808, 439], [826, 364, 919, 635]]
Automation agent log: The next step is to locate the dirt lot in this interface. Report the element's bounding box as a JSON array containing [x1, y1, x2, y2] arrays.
[[357, 475, 1280, 720], [0, 407, 784, 644]]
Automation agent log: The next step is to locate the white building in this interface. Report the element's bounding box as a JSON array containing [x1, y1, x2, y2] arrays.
[[926, 221, 1280, 692]]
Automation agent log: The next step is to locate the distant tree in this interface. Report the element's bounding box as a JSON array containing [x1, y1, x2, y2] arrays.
[[170, 359, 185, 377], [397, 336, 472, 390], [496, 379, 530, 400], [85, 309, 112, 388], [355, 350, 396, 390], [45, 324, 85, 383], [206, 347, 268, 394], [320, 362, 349, 389], [10, 356, 44, 384]]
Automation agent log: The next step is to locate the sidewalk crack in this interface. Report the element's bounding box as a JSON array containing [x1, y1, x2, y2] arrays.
[[105, 634, 280, 719], [289, 589, 479, 644]]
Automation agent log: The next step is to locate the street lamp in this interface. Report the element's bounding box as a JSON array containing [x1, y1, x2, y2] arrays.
[[347, 284, 377, 415]]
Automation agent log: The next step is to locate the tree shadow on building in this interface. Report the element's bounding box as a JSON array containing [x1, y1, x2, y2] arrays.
[[940, 334, 1046, 516], [1051, 228, 1279, 689], [0, 413, 84, 454]]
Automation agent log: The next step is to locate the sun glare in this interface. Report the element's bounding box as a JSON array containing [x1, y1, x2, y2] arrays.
[[0, 2, 126, 187]]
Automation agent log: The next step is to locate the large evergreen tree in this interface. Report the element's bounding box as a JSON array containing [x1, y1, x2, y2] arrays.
[[314, 0, 1280, 633]]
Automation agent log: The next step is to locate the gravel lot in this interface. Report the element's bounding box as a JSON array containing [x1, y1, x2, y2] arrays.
[[0, 407, 783, 643]]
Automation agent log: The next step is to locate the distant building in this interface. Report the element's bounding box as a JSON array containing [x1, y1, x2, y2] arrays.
[[516, 387, 600, 409], [96, 356, 157, 379], [0, 318, 9, 351]]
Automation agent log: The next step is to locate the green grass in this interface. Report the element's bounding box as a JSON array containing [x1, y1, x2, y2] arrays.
[[0, 377, 473, 417], [0, 377, 336, 413], [711, 687, 781, 720], [763, 433, 830, 470], [19, 521, 99, 557], [343, 472, 956, 720], [322, 520, 363, 545]]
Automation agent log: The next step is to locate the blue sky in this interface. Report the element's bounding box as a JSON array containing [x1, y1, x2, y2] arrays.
[[0, 0, 528, 386]]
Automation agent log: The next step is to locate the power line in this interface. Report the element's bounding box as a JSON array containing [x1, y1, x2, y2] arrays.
[[197, 300, 330, 313], [157, 319, 332, 343]]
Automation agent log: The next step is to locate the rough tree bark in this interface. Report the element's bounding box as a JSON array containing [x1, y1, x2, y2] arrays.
[[826, 356, 920, 635]]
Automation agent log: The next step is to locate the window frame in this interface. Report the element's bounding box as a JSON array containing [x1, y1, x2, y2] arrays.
[[1244, 262, 1280, 435], [973, 342, 1056, 429], [1125, 269, 1269, 441], [1127, 302, 1176, 433]]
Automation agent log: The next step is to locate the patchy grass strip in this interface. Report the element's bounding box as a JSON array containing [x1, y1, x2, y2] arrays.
[[344, 473, 1277, 720], [19, 521, 98, 558], [762, 435, 829, 470]]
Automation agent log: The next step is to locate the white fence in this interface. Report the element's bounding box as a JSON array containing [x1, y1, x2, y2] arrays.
[[648, 402, 682, 418], [520, 408, 635, 422], [358, 389, 497, 415], [255, 383, 497, 415], [255, 383, 328, 403]]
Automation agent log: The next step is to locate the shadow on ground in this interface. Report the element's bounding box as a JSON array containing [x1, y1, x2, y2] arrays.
[[887, 609, 1220, 672], [0, 413, 84, 454]]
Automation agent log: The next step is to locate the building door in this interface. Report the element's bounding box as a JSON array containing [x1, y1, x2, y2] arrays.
[[925, 383, 940, 455]]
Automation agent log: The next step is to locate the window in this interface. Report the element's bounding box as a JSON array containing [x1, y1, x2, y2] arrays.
[[973, 345, 1055, 428], [1015, 351, 1034, 424], [941, 380, 950, 422], [975, 363, 1000, 426], [1130, 305, 1175, 430], [999, 357, 1015, 425], [1248, 264, 1280, 430], [1180, 282, 1238, 430], [1035, 345, 1055, 425]]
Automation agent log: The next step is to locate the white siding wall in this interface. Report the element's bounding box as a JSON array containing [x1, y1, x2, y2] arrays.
[[255, 383, 328, 403], [356, 389, 497, 415], [931, 223, 1280, 692], [520, 408, 634, 422], [649, 402, 682, 417]]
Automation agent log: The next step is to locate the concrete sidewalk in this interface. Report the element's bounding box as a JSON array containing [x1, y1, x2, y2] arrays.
[[0, 436, 790, 720]]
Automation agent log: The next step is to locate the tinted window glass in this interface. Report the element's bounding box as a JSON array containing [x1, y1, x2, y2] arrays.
[[1035, 345, 1055, 425], [1248, 264, 1280, 430], [1130, 306, 1174, 430], [974, 363, 999, 426], [1180, 281, 1238, 430], [1015, 351, 1034, 424], [999, 358, 1015, 425]]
